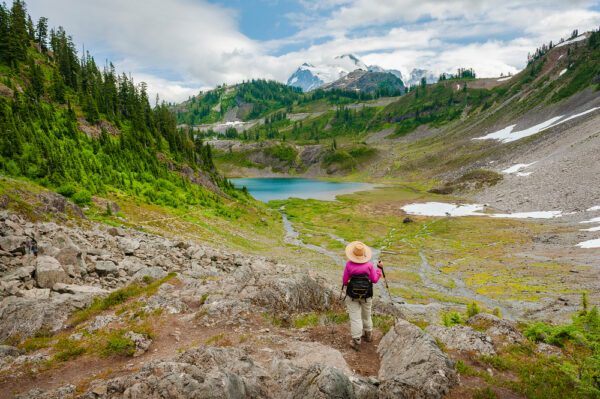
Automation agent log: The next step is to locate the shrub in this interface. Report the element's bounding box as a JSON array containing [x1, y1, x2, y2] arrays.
[[442, 311, 465, 327], [72, 189, 92, 206], [467, 301, 481, 318], [103, 330, 135, 356], [57, 184, 77, 197]]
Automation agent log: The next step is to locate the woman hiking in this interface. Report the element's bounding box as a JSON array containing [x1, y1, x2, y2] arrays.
[[342, 241, 383, 350]]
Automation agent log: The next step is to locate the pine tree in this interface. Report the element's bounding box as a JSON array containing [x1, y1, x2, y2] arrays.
[[36, 17, 48, 51], [7, 0, 29, 63]]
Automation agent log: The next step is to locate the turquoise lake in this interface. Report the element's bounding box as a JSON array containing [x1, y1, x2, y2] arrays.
[[230, 178, 378, 202]]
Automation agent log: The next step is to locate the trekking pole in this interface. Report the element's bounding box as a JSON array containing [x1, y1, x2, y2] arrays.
[[377, 256, 401, 323]]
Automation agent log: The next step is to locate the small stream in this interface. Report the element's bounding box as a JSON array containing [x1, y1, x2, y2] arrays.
[[280, 208, 514, 318]]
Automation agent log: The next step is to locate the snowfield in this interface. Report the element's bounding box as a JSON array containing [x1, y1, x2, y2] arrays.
[[497, 76, 512, 82], [502, 163, 536, 174], [576, 239, 600, 249], [555, 35, 587, 48], [401, 202, 562, 219], [473, 107, 600, 143], [559, 68, 567, 76]]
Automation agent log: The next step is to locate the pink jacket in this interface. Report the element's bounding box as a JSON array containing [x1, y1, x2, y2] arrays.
[[342, 261, 381, 287]]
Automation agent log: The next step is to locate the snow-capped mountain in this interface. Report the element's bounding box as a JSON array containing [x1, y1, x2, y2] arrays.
[[405, 68, 438, 87], [367, 65, 403, 81], [286, 54, 368, 92], [286, 54, 438, 92]]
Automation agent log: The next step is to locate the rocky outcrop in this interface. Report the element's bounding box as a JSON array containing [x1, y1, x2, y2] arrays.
[[378, 319, 458, 399], [465, 313, 526, 344], [425, 323, 496, 355]]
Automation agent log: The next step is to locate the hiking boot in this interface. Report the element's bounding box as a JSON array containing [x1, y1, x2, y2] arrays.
[[363, 330, 373, 342], [350, 338, 361, 351]]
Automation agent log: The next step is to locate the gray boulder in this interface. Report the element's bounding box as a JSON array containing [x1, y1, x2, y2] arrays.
[[94, 260, 118, 276], [291, 363, 355, 399], [256, 274, 336, 314], [0, 235, 25, 252], [425, 323, 496, 355], [0, 295, 93, 341], [19, 288, 50, 299], [54, 245, 81, 267], [378, 319, 458, 399], [132, 266, 167, 282], [143, 295, 188, 314], [35, 256, 68, 289], [118, 238, 140, 255]]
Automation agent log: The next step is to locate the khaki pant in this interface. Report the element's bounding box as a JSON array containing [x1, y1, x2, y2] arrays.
[[345, 296, 373, 340]]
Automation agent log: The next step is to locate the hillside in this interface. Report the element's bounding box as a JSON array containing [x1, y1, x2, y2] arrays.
[[319, 70, 405, 94], [208, 31, 600, 202]]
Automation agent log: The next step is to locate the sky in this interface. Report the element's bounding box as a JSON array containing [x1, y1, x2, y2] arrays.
[[25, 0, 600, 103]]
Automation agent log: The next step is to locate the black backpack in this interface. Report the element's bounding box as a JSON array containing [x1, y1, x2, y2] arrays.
[[347, 273, 373, 300]]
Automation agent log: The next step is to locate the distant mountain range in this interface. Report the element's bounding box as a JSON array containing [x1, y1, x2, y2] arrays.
[[286, 54, 438, 92]]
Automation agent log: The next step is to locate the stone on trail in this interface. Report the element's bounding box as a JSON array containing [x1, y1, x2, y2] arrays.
[[35, 256, 69, 289], [425, 323, 496, 355], [377, 319, 458, 399]]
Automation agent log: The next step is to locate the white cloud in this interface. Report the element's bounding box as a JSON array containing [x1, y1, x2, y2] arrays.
[[24, 0, 600, 102]]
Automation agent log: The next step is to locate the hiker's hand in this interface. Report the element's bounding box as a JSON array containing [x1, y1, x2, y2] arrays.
[[377, 261, 383, 269]]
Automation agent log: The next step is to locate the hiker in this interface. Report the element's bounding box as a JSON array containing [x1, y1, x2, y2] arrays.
[[25, 237, 32, 255], [342, 241, 383, 350], [31, 240, 38, 258]]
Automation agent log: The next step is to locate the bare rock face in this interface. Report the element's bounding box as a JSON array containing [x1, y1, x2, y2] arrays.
[[425, 323, 496, 355], [35, 256, 69, 289], [377, 319, 458, 399], [85, 315, 117, 333]]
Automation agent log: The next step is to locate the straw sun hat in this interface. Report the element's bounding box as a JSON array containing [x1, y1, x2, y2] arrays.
[[345, 241, 372, 264]]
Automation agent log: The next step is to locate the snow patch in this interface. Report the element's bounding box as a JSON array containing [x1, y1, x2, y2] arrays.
[[401, 202, 484, 217], [580, 217, 600, 224], [489, 211, 562, 219], [576, 239, 600, 249], [555, 35, 587, 48], [559, 68, 567, 76], [497, 76, 512, 82], [502, 163, 535, 174], [581, 226, 600, 232], [516, 172, 532, 177], [587, 206, 600, 211], [473, 107, 600, 143], [456, 84, 460, 90], [402, 202, 562, 219], [289, 76, 298, 85], [558, 54, 564, 60]]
